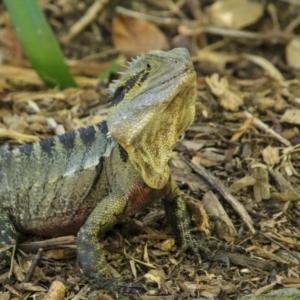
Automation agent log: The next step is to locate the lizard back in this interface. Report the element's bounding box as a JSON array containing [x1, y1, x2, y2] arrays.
[[0, 121, 115, 235]]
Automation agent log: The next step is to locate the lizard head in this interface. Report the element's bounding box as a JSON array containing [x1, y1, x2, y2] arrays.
[[107, 48, 197, 189]]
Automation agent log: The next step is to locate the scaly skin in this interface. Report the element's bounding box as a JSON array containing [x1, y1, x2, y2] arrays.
[[0, 48, 243, 292]]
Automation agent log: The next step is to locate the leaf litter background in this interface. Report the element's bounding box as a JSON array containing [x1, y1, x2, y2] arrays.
[[1, 0, 300, 299]]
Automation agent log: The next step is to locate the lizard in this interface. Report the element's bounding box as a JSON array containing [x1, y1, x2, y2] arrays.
[[0, 48, 243, 293]]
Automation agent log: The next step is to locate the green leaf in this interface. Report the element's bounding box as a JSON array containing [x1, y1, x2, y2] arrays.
[[99, 59, 120, 81], [4, 0, 77, 89]]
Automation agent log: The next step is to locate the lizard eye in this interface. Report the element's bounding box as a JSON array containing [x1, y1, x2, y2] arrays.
[[146, 62, 152, 71]]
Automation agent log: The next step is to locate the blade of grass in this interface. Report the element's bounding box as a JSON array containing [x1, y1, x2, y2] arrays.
[[99, 59, 120, 81], [4, 0, 77, 89]]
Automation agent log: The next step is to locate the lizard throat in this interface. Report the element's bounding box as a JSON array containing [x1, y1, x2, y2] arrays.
[[116, 85, 196, 190]]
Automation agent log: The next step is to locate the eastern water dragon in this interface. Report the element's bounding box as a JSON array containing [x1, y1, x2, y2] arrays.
[[0, 48, 242, 292]]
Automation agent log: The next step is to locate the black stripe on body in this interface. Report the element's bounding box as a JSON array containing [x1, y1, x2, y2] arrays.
[[95, 121, 108, 135], [39, 137, 56, 158], [2, 121, 109, 160], [18, 143, 34, 158], [58, 131, 76, 151], [79, 125, 96, 147]]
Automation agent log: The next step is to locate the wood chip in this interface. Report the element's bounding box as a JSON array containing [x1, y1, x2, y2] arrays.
[[202, 190, 238, 242], [229, 175, 256, 194], [43, 281, 66, 300], [250, 163, 271, 201], [280, 108, 300, 125]]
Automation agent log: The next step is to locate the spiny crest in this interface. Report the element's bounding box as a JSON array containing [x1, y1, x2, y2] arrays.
[[107, 54, 146, 96]]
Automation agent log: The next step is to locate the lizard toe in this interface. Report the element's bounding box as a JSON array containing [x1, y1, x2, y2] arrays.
[[90, 275, 145, 294], [211, 254, 230, 268], [175, 235, 202, 265], [204, 238, 244, 254], [117, 281, 146, 294], [177, 233, 243, 268]]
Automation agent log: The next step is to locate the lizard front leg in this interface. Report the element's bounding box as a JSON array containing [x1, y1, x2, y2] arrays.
[[162, 180, 244, 266], [0, 209, 17, 270], [77, 192, 144, 293]]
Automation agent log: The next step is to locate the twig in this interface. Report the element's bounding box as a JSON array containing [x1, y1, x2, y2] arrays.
[[280, 0, 300, 7], [181, 26, 266, 39], [14, 248, 44, 291], [19, 236, 76, 252], [186, 0, 203, 21], [181, 156, 255, 234], [62, 0, 109, 43], [216, 249, 276, 271], [261, 232, 300, 262], [116, 6, 267, 38], [285, 10, 300, 31], [23, 248, 44, 283], [243, 111, 291, 147], [116, 6, 293, 45], [115, 6, 183, 25]]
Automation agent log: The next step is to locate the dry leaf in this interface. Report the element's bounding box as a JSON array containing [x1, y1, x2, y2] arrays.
[[112, 14, 169, 56], [192, 152, 222, 167], [144, 269, 166, 289], [186, 196, 210, 235], [272, 192, 300, 202], [21, 283, 47, 292], [242, 53, 284, 81], [231, 117, 253, 141], [250, 163, 270, 201], [12, 259, 25, 282], [205, 0, 264, 29], [261, 145, 280, 166], [286, 37, 300, 69], [156, 238, 175, 251], [202, 191, 237, 242], [43, 281, 65, 300], [0, 27, 24, 60], [0, 128, 39, 143], [254, 247, 289, 264], [206, 74, 244, 111], [129, 260, 137, 279], [0, 292, 10, 300], [196, 50, 238, 67], [252, 97, 276, 111], [229, 175, 256, 194], [280, 108, 300, 125], [44, 249, 76, 260], [0, 65, 99, 87], [180, 139, 206, 151], [259, 218, 276, 230]]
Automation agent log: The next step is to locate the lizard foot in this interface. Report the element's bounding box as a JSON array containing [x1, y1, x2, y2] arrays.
[[176, 233, 244, 268], [90, 276, 145, 294], [116, 281, 146, 294]]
